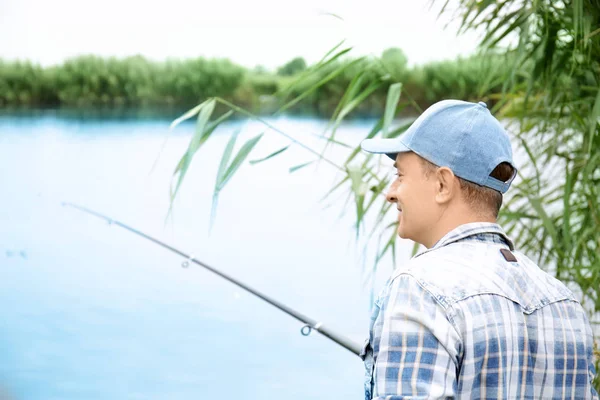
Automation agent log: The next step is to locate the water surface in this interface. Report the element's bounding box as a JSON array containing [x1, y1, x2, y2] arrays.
[[0, 112, 407, 399]]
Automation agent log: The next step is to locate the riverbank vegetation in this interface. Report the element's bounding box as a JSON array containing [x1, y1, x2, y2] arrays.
[[0, 50, 512, 117]]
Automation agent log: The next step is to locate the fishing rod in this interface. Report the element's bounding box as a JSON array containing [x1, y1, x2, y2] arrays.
[[62, 202, 362, 357]]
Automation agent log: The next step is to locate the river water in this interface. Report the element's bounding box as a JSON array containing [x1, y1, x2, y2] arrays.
[[0, 111, 409, 400], [1, 110, 596, 399]]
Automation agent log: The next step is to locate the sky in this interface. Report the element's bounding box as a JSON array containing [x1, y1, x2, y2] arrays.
[[0, 0, 482, 69]]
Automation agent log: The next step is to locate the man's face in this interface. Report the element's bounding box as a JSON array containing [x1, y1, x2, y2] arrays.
[[386, 152, 440, 246]]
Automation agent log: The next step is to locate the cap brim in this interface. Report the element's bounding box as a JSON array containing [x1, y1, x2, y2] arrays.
[[361, 138, 411, 160]]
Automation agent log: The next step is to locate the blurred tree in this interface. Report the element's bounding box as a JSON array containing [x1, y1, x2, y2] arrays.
[[380, 47, 408, 81], [277, 57, 307, 76], [252, 65, 269, 74]]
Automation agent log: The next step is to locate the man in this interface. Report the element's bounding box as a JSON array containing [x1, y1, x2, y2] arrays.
[[359, 100, 598, 399]]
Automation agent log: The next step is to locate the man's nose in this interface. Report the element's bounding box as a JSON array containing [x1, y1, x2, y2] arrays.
[[386, 189, 397, 204]]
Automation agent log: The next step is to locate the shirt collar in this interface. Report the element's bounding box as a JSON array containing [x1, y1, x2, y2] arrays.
[[415, 222, 514, 258]]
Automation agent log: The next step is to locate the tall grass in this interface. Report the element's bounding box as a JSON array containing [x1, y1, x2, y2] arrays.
[[447, 0, 600, 386], [157, 0, 599, 391]]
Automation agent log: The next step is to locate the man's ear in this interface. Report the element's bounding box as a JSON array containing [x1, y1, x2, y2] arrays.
[[434, 167, 457, 204]]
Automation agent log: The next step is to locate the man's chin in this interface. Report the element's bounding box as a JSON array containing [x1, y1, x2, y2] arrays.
[[397, 226, 410, 240], [397, 227, 420, 244]]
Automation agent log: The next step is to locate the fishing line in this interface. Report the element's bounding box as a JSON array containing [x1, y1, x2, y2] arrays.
[[62, 202, 362, 356]]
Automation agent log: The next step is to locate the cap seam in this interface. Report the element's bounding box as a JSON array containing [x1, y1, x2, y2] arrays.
[[415, 103, 467, 167], [450, 106, 481, 181]]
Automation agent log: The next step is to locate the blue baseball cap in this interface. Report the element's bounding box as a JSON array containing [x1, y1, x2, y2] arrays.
[[361, 99, 517, 193]]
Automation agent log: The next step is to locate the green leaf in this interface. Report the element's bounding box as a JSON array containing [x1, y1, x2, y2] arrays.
[[278, 57, 364, 114], [152, 99, 213, 174], [486, 10, 534, 49], [347, 165, 368, 197], [170, 99, 216, 202], [321, 75, 383, 158], [215, 130, 239, 190], [344, 117, 384, 166], [210, 130, 240, 228], [375, 225, 397, 265], [562, 164, 574, 253], [329, 71, 366, 125], [203, 110, 235, 140], [173, 109, 235, 178], [527, 195, 562, 258], [320, 175, 350, 201], [218, 133, 264, 190], [411, 241, 421, 257], [385, 116, 414, 139], [337, 80, 382, 123], [360, 178, 388, 229], [383, 83, 402, 137], [249, 145, 290, 165], [189, 99, 217, 155], [311, 133, 353, 149], [169, 100, 207, 131], [518, 135, 541, 194], [277, 43, 351, 101], [347, 164, 369, 233], [319, 40, 346, 62], [211, 131, 263, 228], [588, 87, 600, 156], [289, 161, 314, 173], [366, 201, 394, 243], [215, 97, 345, 173]]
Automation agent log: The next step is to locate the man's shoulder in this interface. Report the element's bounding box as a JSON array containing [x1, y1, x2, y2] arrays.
[[389, 244, 479, 284], [387, 250, 477, 309], [387, 243, 576, 311]]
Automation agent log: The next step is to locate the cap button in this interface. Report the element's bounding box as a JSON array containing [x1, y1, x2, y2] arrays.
[[478, 101, 488, 108]]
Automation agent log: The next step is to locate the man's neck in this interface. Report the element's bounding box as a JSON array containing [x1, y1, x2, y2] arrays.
[[423, 213, 497, 249]]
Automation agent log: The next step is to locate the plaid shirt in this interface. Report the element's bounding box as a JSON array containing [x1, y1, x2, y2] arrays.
[[361, 223, 598, 399]]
